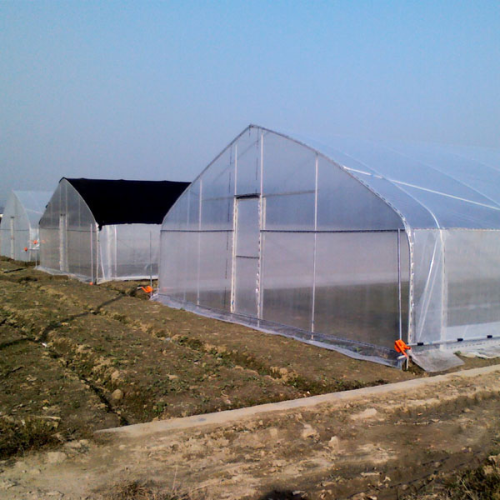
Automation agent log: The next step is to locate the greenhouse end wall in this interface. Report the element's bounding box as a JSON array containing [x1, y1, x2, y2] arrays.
[[39, 179, 162, 283], [0, 191, 51, 262], [39, 180, 97, 280], [1, 194, 31, 261], [159, 127, 410, 358], [159, 126, 500, 360]]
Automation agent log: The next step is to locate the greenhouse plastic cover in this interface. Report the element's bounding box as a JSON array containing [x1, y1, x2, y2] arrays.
[[284, 132, 500, 230], [13, 191, 52, 227], [282, 131, 500, 348], [65, 178, 189, 227], [158, 125, 500, 367], [0, 190, 52, 261], [39, 179, 181, 283]]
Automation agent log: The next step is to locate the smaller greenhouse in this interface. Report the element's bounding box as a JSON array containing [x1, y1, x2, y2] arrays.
[[158, 125, 500, 369], [0, 190, 52, 262], [39, 178, 189, 283]]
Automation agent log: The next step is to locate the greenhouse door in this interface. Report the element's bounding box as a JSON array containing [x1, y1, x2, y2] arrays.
[[233, 196, 260, 317]]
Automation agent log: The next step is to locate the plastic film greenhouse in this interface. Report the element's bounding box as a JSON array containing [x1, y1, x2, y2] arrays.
[[158, 125, 500, 368], [39, 178, 189, 283], [0, 190, 52, 262]]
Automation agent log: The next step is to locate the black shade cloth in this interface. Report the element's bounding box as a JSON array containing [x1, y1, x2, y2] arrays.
[[64, 178, 190, 228]]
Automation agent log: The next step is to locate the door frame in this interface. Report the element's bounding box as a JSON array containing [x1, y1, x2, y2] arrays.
[[231, 194, 262, 316]]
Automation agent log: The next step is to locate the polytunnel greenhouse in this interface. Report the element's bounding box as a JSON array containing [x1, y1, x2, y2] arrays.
[[158, 125, 500, 368], [39, 178, 189, 283], [0, 190, 52, 262]]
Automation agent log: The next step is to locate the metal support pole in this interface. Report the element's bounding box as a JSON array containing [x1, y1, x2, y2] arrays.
[[311, 155, 319, 334], [230, 146, 238, 313], [257, 132, 264, 320], [149, 230, 153, 292], [90, 224, 94, 283], [397, 229, 403, 341], [95, 223, 100, 284], [196, 179, 203, 305]]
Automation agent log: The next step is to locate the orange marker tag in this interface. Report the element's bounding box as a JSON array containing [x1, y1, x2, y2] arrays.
[[141, 286, 153, 294], [394, 339, 411, 358]]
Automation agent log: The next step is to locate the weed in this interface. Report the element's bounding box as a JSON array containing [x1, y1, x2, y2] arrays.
[[445, 462, 500, 499], [0, 416, 59, 459], [153, 402, 168, 415]]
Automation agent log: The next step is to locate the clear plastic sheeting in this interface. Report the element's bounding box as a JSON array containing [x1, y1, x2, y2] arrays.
[[443, 230, 500, 339], [409, 347, 464, 373], [261, 232, 314, 332], [158, 125, 500, 369], [39, 180, 97, 280], [459, 342, 500, 360], [155, 294, 404, 368], [0, 191, 52, 262], [314, 231, 408, 349], [39, 179, 162, 283], [412, 229, 445, 345], [100, 224, 160, 281]]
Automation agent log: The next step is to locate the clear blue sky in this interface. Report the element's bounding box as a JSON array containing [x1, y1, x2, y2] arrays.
[[1, 0, 499, 206]]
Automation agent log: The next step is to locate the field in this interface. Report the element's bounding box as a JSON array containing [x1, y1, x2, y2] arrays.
[[1, 257, 499, 499]]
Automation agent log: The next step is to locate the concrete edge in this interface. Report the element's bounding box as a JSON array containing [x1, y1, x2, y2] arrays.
[[97, 363, 500, 439]]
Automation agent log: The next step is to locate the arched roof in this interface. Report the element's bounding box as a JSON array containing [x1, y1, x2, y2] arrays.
[[11, 191, 52, 227], [267, 127, 500, 230], [64, 178, 190, 227]]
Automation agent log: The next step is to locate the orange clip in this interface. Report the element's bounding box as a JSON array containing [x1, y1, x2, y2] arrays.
[[394, 339, 411, 358], [141, 285, 153, 294], [33, 240, 38, 245], [24, 247, 28, 252]]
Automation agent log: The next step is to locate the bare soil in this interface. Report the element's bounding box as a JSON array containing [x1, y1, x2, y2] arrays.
[[1, 366, 499, 499], [1, 257, 499, 499]]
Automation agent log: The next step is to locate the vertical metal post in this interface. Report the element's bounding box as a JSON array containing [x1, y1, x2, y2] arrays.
[[257, 131, 264, 320], [397, 229, 403, 340], [230, 145, 238, 313], [114, 225, 118, 278], [95, 223, 100, 284], [196, 179, 203, 305], [149, 230, 153, 292], [311, 155, 319, 333], [90, 223, 94, 283]]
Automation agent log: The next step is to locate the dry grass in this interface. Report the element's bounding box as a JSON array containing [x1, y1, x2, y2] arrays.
[[0, 416, 59, 460], [405, 453, 500, 500], [445, 462, 500, 500]]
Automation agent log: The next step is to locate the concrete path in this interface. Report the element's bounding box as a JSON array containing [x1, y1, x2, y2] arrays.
[[99, 363, 500, 439]]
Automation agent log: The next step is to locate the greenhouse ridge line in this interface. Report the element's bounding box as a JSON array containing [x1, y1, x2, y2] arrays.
[[98, 364, 500, 439]]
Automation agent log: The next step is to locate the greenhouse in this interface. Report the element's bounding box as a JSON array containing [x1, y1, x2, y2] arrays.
[[39, 178, 189, 283], [158, 125, 500, 368], [0, 190, 52, 262]]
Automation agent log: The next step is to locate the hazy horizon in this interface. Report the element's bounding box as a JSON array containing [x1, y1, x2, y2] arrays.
[[1, 1, 499, 206]]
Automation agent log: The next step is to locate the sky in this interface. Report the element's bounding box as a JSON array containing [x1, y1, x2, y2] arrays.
[[1, 0, 499, 207]]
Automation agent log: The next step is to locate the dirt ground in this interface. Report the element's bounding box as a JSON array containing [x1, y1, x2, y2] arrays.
[[1, 365, 499, 499], [0, 258, 419, 438], [1, 257, 500, 499]]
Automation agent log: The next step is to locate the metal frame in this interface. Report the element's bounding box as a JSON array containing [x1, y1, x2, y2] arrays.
[[257, 131, 265, 320], [160, 125, 416, 363], [397, 228, 402, 340], [311, 154, 319, 333]]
